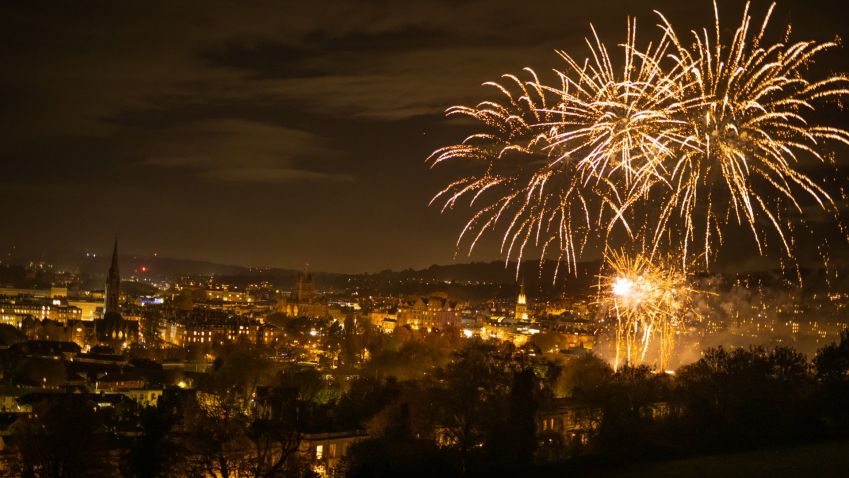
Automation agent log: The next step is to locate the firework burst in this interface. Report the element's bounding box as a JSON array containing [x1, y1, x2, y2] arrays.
[[431, 1, 849, 275], [599, 250, 699, 370], [427, 19, 694, 280], [651, 2, 849, 267], [541, 18, 697, 206]]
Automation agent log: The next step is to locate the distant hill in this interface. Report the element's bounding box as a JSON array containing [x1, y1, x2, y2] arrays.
[[58, 254, 250, 279], [57, 252, 604, 298], [16, 249, 849, 300]]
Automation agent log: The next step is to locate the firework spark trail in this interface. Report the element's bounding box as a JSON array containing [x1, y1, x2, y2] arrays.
[[541, 18, 699, 199], [427, 69, 603, 281]]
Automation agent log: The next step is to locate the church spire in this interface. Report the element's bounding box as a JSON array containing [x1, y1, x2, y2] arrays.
[[104, 237, 121, 316], [515, 281, 529, 322]]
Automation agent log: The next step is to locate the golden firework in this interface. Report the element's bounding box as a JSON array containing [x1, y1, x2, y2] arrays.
[[427, 19, 693, 281], [430, 1, 849, 278], [599, 250, 698, 371], [651, 2, 849, 267]]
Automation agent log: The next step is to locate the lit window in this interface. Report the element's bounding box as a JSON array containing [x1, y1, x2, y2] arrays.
[[315, 445, 323, 460]]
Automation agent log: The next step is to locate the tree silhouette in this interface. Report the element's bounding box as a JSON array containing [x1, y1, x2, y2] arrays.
[[9, 395, 112, 477]]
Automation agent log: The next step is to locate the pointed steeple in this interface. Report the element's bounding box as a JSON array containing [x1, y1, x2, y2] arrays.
[[104, 237, 121, 316], [515, 281, 529, 322], [110, 238, 119, 274]]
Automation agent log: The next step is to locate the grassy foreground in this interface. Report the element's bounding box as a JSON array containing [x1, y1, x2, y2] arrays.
[[585, 441, 849, 478]]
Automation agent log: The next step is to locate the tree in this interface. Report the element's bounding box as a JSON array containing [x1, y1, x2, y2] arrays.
[[553, 352, 613, 400], [344, 403, 459, 478], [278, 366, 325, 402], [814, 330, 849, 382], [9, 395, 112, 477], [335, 376, 400, 431], [813, 330, 849, 434], [595, 365, 669, 456], [123, 402, 181, 478], [178, 344, 276, 477], [178, 392, 253, 478], [246, 387, 302, 478], [676, 346, 813, 448], [430, 344, 513, 474], [211, 344, 275, 406], [484, 368, 539, 470]]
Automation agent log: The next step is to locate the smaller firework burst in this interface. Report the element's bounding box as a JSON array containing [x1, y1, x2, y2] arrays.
[[599, 251, 700, 370], [427, 69, 602, 281]]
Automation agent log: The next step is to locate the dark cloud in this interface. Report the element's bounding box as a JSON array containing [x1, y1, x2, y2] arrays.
[[140, 119, 346, 183]]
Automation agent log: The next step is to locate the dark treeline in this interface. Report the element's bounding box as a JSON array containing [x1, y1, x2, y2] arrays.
[[4, 330, 849, 477], [344, 333, 849, 477]]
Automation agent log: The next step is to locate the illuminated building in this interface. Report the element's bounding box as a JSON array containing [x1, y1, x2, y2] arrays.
[[536, 313, 596, 351], [178, 320, 259, 346], [204, 288, 251, 302], [160, 311, 279, 347], [104, 239, 120, 316], [369, 310, 398, 332], [0, 286, 68, 299], [367, 294, 461, 332], [0, 300, 82, 326], [113, 388, 162, 407], [298, 431, 368, 476], [0, 387, 33, 413], [479, 320, 532, 346], [10, 339, 81, 359], [292, 269, 315, 302], [396, 293, 460, 331], [536, 399, 601, 447], [22, 318, 93, 348], [160, 320, 185, 346], [278, 269, 328, 318], [67, 299, 103, 321]]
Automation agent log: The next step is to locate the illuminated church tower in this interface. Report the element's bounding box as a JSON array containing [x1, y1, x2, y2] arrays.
[[277, 266, 327, 318], [96, 238, 138, 346], [293, 268, 315, 303], [515, 282, 529, 322]]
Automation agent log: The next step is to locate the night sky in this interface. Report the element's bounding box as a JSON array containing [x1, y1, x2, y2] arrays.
[[2, 0, 848, 272]]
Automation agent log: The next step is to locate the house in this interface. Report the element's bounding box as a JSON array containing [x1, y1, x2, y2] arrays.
[[299, 430, 368, 475]]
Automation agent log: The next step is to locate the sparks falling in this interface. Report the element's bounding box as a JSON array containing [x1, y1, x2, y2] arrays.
[[652, 2, 849, 268], [427, 69, 601, 281]]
